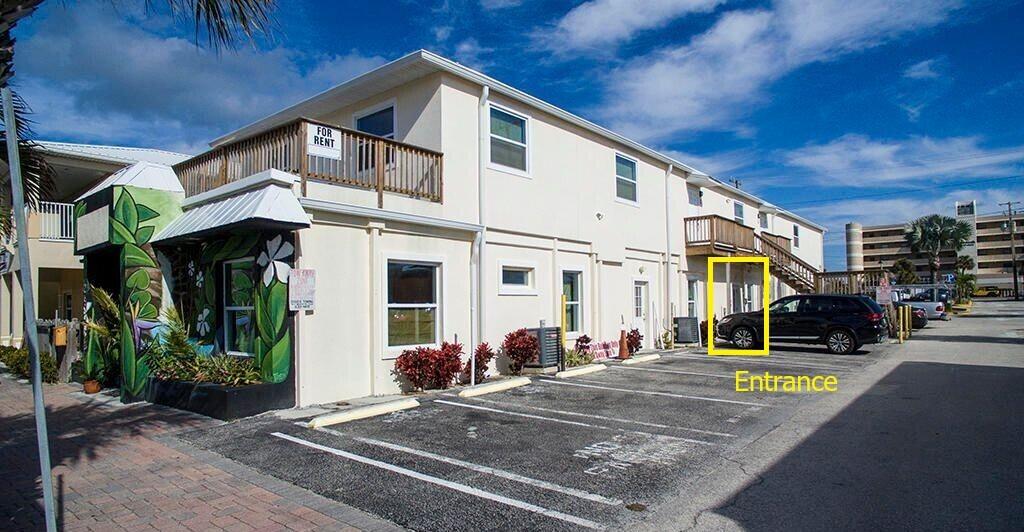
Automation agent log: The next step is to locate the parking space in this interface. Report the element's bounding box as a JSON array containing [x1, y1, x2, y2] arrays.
[[180, 343, 889, 531]]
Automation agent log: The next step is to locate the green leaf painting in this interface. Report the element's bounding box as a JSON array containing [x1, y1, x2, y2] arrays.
[[113, 188, 139, 234], [126, 269, 150, 290], [136, 204, 160, 223], [124, 243, 157, 268], [134, 225, 155, 245]]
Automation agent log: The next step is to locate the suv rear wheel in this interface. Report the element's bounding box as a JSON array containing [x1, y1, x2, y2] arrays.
[[731, 326, 756, 349], [825, 329, 856, 355]]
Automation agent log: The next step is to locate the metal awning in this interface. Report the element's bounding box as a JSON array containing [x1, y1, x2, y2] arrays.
[[153, 176, 309, 244]]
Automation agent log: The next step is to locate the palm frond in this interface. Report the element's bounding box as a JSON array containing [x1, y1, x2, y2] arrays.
[[161, 0, 276, 49]]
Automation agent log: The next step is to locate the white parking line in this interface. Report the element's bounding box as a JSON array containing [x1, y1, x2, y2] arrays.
[[608, 365, 733, 379], [343, 433, 624, 506], [459, 395, 737, 438], [537, 378, 771, 408], [271, 432, 606, 530], [433, 399, 715, 445], [660, 353, 851, 371]]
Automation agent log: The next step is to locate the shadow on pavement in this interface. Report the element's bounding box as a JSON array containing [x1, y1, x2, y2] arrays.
[[911, 334, 1024, 345], [711, 362, 1024, 530]]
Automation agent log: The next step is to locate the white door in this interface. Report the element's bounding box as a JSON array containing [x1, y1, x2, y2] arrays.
[[633, 281, 650, 348]]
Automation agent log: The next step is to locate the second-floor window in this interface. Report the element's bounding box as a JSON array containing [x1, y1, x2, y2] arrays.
[[356, 106, 395, 139], [759, 212, 769, 229], [615, 155, 637, 202], [490, 106, 528, 173], [734, 202, 745, 224], [793, 225, 801, 247]]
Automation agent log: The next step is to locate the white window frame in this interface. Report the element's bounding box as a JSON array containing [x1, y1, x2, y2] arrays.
[[560, 269, 584, 336], [614, 153, 639, 206], [734, 201, 745, 225], [687, 277, 700, 318], [793, 225, 801, 248], [223, 257, 256, 357], [352, 98, 397, 139], [487, 103, 531, 178], [382, 253, 446, 358], [759, 212, 769, 229], [498, 259, 538, 296]]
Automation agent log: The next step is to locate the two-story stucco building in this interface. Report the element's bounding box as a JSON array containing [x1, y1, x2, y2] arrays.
[[75, 50, 825, 408]]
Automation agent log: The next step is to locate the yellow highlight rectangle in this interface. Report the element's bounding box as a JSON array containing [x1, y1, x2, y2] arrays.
[[707, 256, 770, 356]]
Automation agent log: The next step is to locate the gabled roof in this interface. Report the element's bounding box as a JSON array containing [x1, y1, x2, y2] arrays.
[[37, 141, 190, 167], [76, 161, 184, 201], [211, 49, 826, 233]]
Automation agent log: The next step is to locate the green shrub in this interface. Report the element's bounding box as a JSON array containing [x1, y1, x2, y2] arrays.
[[4, 348, 58, 383], [0, 344, 19, 367], [149, 307, 262, 386], [564, 348, 593, 368]]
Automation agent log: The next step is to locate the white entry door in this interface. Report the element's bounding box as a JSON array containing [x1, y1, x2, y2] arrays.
[[632, 281, 650, 348]]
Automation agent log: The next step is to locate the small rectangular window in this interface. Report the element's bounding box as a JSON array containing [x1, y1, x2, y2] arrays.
[[793, 225, 801, 247], [734, 202, 745, 224], [356, 106, 395, 139], [687, 186, 702, 207], [687, 279, 698, 317], [490, 107, 528, 172], [502, 267, 531, 287], [563, 272, 582, 333], [616, 155, 637, 202], [759, 212, 768, 229], [224, 258, 256, 355], [387, 261, 439, 347]]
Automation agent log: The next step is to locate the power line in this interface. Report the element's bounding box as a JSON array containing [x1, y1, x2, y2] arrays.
[[783, 175, 1024, 207]]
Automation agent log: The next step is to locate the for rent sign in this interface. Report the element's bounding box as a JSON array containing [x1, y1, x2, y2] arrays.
[[307, 123, 342, 159]]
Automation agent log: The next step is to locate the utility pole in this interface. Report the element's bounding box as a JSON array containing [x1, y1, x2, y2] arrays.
[[2, 87, 57, 531], [1001, 201, 1021, 301]]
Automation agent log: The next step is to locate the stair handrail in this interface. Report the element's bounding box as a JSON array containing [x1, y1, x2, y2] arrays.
[[755, 233, 820, 289]]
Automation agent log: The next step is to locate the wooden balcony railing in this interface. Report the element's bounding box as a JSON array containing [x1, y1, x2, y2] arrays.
[[173, 118, 443, 205], [684, 215, 757, 256], [817, 269, 888, 295], [760, 231, 792, 252]]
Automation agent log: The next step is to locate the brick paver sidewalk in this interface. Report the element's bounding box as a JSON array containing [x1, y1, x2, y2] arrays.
[[0, 375, 401, 531]]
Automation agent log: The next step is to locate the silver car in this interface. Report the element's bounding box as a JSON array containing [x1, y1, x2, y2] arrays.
[[897, 289, 948, 320]]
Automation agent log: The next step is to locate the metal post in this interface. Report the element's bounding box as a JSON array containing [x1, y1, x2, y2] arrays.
[[1001, 202, 1021, 301], [3, 87, 57, 532]]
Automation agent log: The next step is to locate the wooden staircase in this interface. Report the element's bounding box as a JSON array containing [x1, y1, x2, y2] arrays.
[[753, 233, 819, 293]]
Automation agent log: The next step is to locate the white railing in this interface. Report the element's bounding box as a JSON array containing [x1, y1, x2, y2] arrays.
[[38, 201, 75, 242]]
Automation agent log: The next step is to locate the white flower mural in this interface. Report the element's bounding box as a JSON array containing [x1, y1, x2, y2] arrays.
[[258, 235, 293, 287], [196, 271, 204, 288], [187, 260, 196, 277], [196, 308, 211, 336]]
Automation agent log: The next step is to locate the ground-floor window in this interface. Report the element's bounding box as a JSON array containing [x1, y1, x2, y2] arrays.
[[387, 260, 439, 347], [223, 258, 256, 355], [688, 279, 700, 318], [562, 271, 581, 333]]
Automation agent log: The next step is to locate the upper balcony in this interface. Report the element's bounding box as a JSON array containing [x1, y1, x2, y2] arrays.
[[173, 118, 443, 206], [683, 215, 757, 256]]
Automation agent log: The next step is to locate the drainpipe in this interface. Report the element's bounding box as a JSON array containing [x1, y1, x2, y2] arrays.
[[664, 164, 674, 333], [473, 84, 490, 383]]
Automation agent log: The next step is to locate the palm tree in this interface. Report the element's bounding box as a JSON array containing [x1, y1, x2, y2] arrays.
[[0, 0, 276, 232], [890, 257, 920, 285], [903, 214, 973, 283], [955, 255, 975, 276]]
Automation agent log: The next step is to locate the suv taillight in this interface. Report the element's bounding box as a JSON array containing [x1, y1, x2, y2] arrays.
[[866, 312, 884, 322], [936, 304, 944, 312]]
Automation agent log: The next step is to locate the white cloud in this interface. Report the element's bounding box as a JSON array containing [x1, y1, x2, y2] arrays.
[[536, 0, 725, 52], [13, 2, 386, 150], [433, 25, 453, 41], [662, 147, 757, 176], [782, 134, 1024, 187], [453, 38, 494, 70], [903, 58, 942, 79], [600, 0, 963, 141]]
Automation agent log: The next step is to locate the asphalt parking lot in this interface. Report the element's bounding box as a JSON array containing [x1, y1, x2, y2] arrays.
[[180, 343, 890, 531]]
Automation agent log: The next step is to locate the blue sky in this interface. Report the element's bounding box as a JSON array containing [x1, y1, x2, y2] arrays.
[[12, 0, 1024, 269]]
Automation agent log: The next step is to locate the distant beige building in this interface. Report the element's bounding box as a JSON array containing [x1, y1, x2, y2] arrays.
[[0, 142, 188, 347], [845, 200, 1024, 288]]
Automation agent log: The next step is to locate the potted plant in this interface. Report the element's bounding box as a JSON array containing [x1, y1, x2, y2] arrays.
[[83, 364, 103, 394]]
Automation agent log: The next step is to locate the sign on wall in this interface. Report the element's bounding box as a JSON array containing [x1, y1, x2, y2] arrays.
[[876, 277, 892, 305], [289, 268, 316, 311], [306, 123, 342, 159]]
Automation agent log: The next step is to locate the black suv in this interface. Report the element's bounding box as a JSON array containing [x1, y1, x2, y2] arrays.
[[715, 294, 888, 354]]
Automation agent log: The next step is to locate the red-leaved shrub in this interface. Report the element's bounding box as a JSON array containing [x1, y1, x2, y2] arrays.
[[574, 334, 592, 354], [626, 328, 643, 355], [433, 341, 464, 389], [462, 342, 496, 383], [502, 328, 539, 375], [394, 347, 435, 391]]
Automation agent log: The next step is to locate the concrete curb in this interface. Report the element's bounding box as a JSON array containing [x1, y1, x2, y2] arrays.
[[554, 364, 607, 379], [308, 398, 420, 428], [622, 354, 661, 365], [458, 377, 531, 397]]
